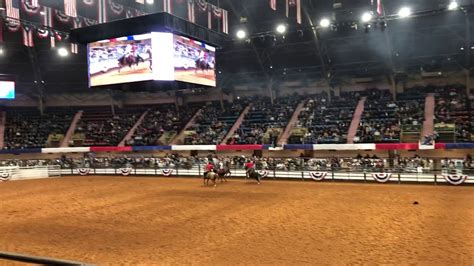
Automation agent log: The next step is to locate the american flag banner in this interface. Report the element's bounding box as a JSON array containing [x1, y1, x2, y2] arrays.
[[42, 6, 55, 47], [269, 0, 276, 10], [98, 0, 107, 23], [187, 0, 195, 23], [70, 43, 78, 54], [163, 0, 171, 13], [296, 0, 301, 24], [6, 0, 20, 20], [22, 24, 34, 47], [377, 0, 383, 16], [65, 0, 77, 17], [73, 17, 82, 28], [0, 22, 3, 43], [207, 3, 211, 29], [222, 8, 228, 34], [31, 0, 38, 7], [136, 0, 144, 3]]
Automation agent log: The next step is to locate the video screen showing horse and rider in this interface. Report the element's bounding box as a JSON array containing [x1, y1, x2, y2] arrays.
[[174, 35, 216, 87], [88, 34, 153, 87]]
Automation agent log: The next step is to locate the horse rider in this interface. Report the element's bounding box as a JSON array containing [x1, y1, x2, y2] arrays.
[[204, 160, 214, 179], [245, 159, 255, 178]]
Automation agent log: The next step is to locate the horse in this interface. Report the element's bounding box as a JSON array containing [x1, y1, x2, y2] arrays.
[[247, 168, 262, 184], [217, 168, 231, 183], [118, 53, 144, 73], [195, 58, 211, 73], [203, 171, 218, 187]]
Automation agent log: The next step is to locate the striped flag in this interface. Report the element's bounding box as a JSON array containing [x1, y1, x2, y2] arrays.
[[98, 0, 107, 23], [6, 0, 20, 20], [42, 7, 55, 47], [188, 0, 195, 23], [71, 43, 78, 54], [65, 0, 77, 17], [163, 0, 171, 13], [269, 0, 276, 10], [207, 3, 211, 29], [31, 0, 38, 7], [22, 25, 34, 47], [296, 0, 301, 24], [136, 0, 145, 3], [377, 0, 383, 16], [222, 9, 228, 34]]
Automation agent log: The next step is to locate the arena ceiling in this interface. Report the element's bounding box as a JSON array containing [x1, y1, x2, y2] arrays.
[[0, 0, 473, 95]]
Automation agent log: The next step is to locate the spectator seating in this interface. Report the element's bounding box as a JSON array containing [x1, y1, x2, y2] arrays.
[[355, 88, 400, 143], [75, 106, 145, 146], [185, 101, 246, 145], [128, 105, 197, 146], [4, 107, 75, 149], [235, 96, 299, 144]]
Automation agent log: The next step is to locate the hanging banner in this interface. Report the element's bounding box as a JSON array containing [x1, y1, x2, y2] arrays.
[[442, 174, 468, 186], [77, 168, 91, 176], [161, 169, 174, 176], [309, 172, 327, 181], [371, 173, 392, 183]]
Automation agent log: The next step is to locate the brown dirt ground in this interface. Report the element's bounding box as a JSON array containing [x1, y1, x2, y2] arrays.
[[90, 62, 153, 86], [0, 176, 473, 265]]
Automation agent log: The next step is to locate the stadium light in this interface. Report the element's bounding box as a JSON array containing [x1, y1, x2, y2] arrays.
[[448, 1, 458, 10], [361, 12, 373, 23], [58, 47, 69, 57], [276, 24, 286, 34], [236, 29, 246, 39], [146, 0, 154, 4], [398, 7, 411, 18], [0, 48, 3, 55], [319, 18, 330, 28]]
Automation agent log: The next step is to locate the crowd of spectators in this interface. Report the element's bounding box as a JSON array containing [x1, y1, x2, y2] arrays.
[[434, 85, 471, 142], [127, 105, 197, 146], [291, 92, 357, 144], [4, 107, 74, 149], [75, 106, 144, 146], [233, 96, 300, 144], [185, 100, 246, 145], [354, 88, 400, 143], [397, 87, 426, 132]]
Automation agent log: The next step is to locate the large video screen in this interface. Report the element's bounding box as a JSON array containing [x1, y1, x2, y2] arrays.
[[87, 32, 217, 87], [174, 35, 216, 87], [88, 33, 153, 87], [0, 81, 15, 99]]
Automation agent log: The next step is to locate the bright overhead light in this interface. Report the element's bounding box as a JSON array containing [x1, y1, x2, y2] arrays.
[[448, 1, 458, 10], [0, 48, 4, 55], [236, 29, 246, 39], [398, 7, 411, 18], [58, 47, 69, 57], [146, 0, 154, 4], [276, 24, 286, 34], [361, 12, 372, 23], [319, 18, 330, 28]]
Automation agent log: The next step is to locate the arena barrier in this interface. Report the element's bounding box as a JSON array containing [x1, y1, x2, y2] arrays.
[[59, 166, 474, 186], [0, 166, 61, 182]]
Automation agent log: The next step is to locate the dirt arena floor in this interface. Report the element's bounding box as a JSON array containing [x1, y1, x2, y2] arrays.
[[175, 69, 215, 86], [90, 62, 153, 86], [1, 176, 473, 265]]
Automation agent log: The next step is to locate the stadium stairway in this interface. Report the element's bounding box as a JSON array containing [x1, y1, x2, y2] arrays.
[[221, 103, 252, 144], [347, 97, 366, 144], [118, 110, 149, 146], [60, 110, 83, 147], [170, 108, 202, 145], [422, 93, 435, 138], [278, 100, 307, 145], [0, 111, 5, 149]]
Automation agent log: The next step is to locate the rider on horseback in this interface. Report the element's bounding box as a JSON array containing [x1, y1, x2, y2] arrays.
[[204, 161, 214, 179]]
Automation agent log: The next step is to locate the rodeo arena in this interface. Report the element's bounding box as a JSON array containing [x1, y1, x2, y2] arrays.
[[1, 0, 474, 265]]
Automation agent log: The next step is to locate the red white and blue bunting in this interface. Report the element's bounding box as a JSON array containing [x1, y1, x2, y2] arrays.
[[0, 172, 11, 182], [108, 0, 124, 15], [83, 17, 98, 26], [119, 168, 133, 176], [83, 0, 94, 5], [77, 168, 91, 176], [371, 173, 392, 183], [161, 169, 174, 176], [21, 0, 41, 14], [442, 174, 468, 186], [258, 170, 269, 178], [55, 10, 71, 23], [309, 172, 327, 181]]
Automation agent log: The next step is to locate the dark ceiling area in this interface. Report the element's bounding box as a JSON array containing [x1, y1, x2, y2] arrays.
[[0, 0, 473, 95]]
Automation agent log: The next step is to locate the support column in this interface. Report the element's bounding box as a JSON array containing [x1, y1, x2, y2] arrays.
[[422, 93, 435, 138]]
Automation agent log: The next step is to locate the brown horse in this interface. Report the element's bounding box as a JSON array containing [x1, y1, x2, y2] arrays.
[[118, 54, 144, 73], [217, 168, 231, 183]]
